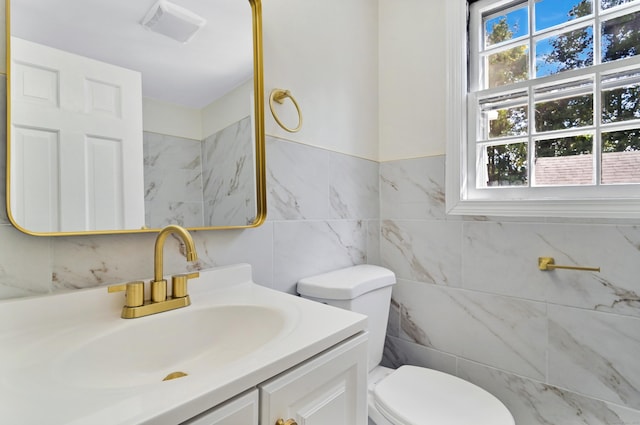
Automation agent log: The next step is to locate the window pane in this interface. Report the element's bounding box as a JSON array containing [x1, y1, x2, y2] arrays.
[[535, 95, 593, 131], [602, 11, 640, 63], [602, 128, 640, 151], [536, 26, 594, 77], [480, 93, 529, 138], [486, 105, 529, 138], [536, 0, 593, 32], [602, 129, 640, 183], [488, 45, 530, 88], [484, 5, 529, 48], [535, 79, 594, 131], [480, 143, 528, 187], [601, 70, 640, 123], [534, 136, 594, 185], [601, 0, 640, 10], [602, 82, 640, 123]]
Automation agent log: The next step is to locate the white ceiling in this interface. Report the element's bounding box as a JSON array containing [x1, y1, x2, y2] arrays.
[[11, 0, 253, 108]]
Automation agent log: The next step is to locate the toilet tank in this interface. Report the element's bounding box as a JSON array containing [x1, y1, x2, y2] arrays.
[[297, 265, 396, 372]]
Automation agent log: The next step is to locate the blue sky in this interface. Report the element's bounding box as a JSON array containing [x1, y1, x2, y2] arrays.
[[535, 0, 591, 31], [485, 0, 591, 42], [485, 0, 594, 77]]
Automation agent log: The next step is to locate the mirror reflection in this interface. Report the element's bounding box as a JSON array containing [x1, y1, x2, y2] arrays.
[[8, 0, 264, 234]]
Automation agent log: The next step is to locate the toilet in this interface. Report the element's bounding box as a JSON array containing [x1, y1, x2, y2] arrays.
[[297, 264, 515, 425]]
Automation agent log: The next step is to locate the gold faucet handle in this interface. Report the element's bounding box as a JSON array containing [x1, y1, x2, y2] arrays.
[[108, 281, 144, 307], [171, 272, 199, 298]]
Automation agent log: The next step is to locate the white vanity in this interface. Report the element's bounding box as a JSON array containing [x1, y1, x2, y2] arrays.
[[0, 264, 368, 424]]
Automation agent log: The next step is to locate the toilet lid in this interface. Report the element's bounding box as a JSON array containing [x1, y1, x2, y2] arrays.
[[373, 366, 514, 425]]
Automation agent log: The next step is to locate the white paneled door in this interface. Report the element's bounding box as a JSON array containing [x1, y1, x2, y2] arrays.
[[10, 37, 144, 232]]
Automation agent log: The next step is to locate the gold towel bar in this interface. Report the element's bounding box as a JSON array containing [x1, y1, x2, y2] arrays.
[[538, 257, 600, 272], [269, 88, 303, 133]]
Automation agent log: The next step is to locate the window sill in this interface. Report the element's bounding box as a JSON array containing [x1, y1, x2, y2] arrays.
[[445, 197, 640, 219]]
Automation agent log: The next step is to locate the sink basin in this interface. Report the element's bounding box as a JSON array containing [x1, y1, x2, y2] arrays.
[[0, 264, 368, 425], [54, 305, 288, 389]]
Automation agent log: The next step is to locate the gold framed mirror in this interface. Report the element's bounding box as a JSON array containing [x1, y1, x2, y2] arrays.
[[5, 0, 265, 236]]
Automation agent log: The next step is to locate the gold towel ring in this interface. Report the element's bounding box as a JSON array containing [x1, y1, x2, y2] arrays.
[[269, 88, 303, 133]]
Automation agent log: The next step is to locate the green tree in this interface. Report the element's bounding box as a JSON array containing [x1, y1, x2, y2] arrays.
[[601, 0, 636, 10], [543, 0, 593, 73], [488, 18, 528, 88], [602, 11, 640, 62], [485, 143, 528, 186], [537, 0, 640, 156], [483, 0, 640, 186], [602, 85, 640, 153], [535, 95, 594, 158], [485, 18, 529, 185]]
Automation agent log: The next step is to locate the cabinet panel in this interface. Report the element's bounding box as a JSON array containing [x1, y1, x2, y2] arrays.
[[259, 333, 368, 425], [181, 389, 258, 425]]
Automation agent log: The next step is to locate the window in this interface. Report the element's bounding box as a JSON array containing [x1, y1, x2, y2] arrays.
[[445, 0, 640, 218]]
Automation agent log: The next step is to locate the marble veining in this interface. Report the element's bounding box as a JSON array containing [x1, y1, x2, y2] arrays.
[[458, 359, 640, 425], [143, 132, 204, 228], [2, 136, 379, 301], [381, 221, 433, 284], [399, 303, 430, 347], [382, 154, 640, 423], [381, 219, 462, 286], [202, 116, 255, 226], [51, 234, 155, 290], [267, 138, 330, 220], [382, 335, 457, 376], [461, 221, 640, 317], [379, 156, 446, 220], [394, 279, 547, 380], [366, 220, 381, 266], [548, 305, 640, 409], [593, 274, 640, 312], [537, 224, 640, 317], [274, 220, 368, 294], [143, 116, 256, 228], [461, 221, 548, 301], [145, 201, 204, 229], [386, 297, 401, 338], [329, 153, 379, 219]]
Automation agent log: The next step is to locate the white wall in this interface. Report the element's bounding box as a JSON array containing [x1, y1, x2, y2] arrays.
[[201, 79, 253, 139], [143, 79, 254, 141], [142, 98, 202, 140], [142, 0, 381, 159], [262, 0, 379, 161], [378, 0, 447, 161]]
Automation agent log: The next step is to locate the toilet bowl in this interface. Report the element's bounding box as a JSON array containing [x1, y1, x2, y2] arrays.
[[297, 265, 514, 425]]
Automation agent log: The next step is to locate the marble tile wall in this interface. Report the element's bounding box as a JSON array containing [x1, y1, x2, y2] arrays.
[[143, 132, 204, 228], [144, 115, 256, 228], [0, 79, 380, 300], [380, 154, 640, 425], [267, 138, 380, 293], [202, 116, 256, 226]]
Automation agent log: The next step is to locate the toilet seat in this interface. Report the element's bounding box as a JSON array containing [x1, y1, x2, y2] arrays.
[[373, 366, 514, 425]]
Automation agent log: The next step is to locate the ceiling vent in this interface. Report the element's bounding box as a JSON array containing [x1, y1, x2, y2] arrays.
[[141, 0, 206, 43]]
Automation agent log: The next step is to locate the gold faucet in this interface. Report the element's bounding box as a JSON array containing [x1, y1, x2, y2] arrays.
[[108, 225, 200, 319]]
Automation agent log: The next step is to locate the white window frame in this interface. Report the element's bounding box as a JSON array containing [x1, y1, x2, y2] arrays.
[[445, 0, 640, 218]]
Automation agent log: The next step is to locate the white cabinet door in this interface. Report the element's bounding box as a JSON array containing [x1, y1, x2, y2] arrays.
[[259, 333, 368, 425], [181, 389, 258, 425]]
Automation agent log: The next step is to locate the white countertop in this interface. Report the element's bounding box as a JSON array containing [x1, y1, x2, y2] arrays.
[[0, 264, 367, 424]]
